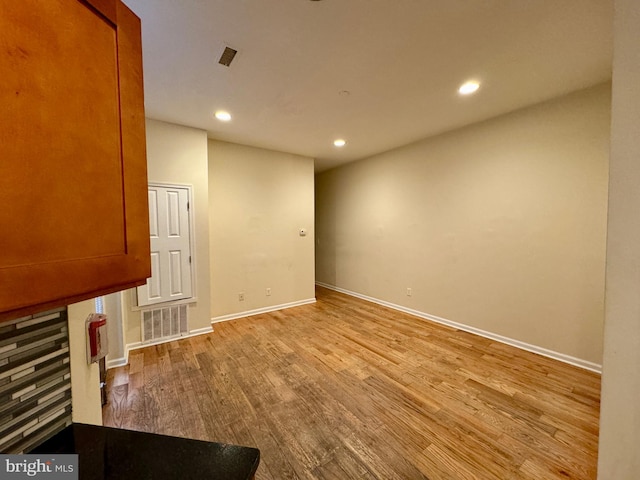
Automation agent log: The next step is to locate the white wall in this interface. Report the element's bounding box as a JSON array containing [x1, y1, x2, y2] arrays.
[[208, 140, 315, 318], [316, 84, 610, 366], [122, 119, 211, 348], [598, 0, 640, 476]]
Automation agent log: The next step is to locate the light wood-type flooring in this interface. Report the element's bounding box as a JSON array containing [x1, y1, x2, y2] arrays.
[[103, 286, 600, 479]]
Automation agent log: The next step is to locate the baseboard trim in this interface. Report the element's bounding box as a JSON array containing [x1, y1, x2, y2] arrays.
[[106, 357, 128, 369], [315, 282, 602, 374], [107, 326, 215, 370], [211, 298, 317, 324]]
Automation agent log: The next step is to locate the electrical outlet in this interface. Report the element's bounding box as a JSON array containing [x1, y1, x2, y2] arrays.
[[238, 292, 245, 301], [407, 287, 412, 297], [266, 288, 271, 296]]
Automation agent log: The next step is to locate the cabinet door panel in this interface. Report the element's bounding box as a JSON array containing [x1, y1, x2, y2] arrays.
[[0, 0, 150, 320], [2, 0, 124, 266]]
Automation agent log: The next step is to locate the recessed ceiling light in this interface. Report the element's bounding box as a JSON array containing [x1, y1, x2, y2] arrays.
[[458, 81, 480, 95], [334, 139, 346, 147], [215, 110, 232, 121]]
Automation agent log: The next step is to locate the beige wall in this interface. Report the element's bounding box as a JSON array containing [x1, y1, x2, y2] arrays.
[[68, 299, 102, 425], [123, 119, 211, 346], [598, 0, 640, 476], [104, 292, 124, 364], [208, 140, 315, 318], [316, 84, 610, 365]]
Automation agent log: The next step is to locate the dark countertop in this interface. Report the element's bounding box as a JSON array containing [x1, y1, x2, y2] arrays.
[[30, 423, 260, 480]]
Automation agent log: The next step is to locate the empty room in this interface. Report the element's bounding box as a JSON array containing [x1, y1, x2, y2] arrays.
[[3, 0, 640, 479]]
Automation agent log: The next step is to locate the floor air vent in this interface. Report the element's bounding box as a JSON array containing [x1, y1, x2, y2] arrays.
[[141, 304, 188, 343]]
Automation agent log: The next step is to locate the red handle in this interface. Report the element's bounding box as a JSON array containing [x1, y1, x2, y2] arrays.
[[89, 319, 106, 357]]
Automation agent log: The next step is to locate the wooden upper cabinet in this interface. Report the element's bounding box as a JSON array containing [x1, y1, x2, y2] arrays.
[[0, 0, 151, 320]]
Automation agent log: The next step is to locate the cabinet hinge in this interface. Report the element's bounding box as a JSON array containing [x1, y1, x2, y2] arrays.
[[187, 201, 190, 211], [189, 256, 192, 264]]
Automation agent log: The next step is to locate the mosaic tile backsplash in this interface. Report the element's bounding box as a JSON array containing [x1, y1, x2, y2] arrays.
[[0, 308, 72, 453]]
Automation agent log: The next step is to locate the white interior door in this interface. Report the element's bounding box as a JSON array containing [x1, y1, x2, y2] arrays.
[[137, 185, 193, 306]]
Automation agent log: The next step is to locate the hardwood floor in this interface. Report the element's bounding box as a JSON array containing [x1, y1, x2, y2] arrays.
[[103, 286, 600, 479]]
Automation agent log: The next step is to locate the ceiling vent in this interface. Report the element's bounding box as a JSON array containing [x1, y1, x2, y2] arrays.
[[218, 46, 237, 67]]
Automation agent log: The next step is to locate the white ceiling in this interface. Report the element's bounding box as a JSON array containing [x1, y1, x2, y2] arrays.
[[122, 0, 613, 172]]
